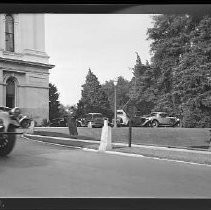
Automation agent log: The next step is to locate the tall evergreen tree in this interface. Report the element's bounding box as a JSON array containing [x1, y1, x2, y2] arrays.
[[49, 83, 60, 121], [79, 68, 113, 119], [129, 52, 156, 115]]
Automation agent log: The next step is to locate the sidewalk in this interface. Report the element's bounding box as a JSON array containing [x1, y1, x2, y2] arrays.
[[24, 133, 211, 166]]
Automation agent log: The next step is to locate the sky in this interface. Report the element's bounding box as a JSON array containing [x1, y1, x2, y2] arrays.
[[45, 14, 154, 106]]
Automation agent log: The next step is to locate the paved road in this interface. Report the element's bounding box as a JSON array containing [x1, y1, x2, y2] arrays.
[[1, 136, 211, 198]]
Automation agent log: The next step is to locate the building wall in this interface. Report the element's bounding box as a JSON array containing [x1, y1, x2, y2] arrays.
[[0, 14, 54, 125], [0, 60, 50, 124], [0, 14, 49, 64]]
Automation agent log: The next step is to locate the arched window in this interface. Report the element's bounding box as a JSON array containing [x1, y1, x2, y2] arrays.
[[6, 77, 16, 108], [5, 14, 14, 52]]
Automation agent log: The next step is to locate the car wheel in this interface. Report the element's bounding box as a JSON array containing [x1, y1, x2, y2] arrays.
[[175, 122, 181, 127], [0, 126, 16, 157], [152, 120, 159, 127], [21, 119, 31, 129], [146, 121, 152, 127]]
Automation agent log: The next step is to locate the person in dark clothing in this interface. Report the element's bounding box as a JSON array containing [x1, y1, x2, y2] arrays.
[[67, 114, 78, 137]]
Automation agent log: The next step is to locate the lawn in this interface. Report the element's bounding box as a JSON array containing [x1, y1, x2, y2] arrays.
[[33, 126, 211, 151]]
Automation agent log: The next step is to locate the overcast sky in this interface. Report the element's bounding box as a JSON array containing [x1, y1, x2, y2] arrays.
[[45, 14, 154, 106]]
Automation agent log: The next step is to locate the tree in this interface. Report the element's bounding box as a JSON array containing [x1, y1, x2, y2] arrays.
[[129, 52, 156, 116], [102, 76, 131, 113], [49, 83, 60, 121], [172, 15, 211, 127], [79, 68, 113, 119], [147, 15, 190, 115], [58, 104, 69, 118], [147, 14, 211, 127], [75, 100, 85, 119]]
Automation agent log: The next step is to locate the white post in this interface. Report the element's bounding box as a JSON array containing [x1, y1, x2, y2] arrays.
[[99, 119, 112, 151], [88, 121, 92, 128]]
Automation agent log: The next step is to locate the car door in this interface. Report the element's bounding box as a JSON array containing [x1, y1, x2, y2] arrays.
[[159, 113, 170, 125]]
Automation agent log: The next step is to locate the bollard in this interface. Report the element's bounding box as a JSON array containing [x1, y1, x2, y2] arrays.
[[88, 122, 92, 128], [99, 119, 112, 151]]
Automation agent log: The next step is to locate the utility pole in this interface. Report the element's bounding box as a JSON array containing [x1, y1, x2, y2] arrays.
[[114, 80, 118, 128]]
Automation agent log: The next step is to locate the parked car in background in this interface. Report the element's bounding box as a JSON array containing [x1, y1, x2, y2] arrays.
[[76, 118, 86, 127], [111, 116, 123, 127], [50, 117, 67, 127], [131, 112, 147, 127], [141, 112, 180, 127], [114, 109, 130, 127], [85, 113, 104, 128]]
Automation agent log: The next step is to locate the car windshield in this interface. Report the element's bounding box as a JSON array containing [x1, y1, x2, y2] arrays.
[[93, 114, 103, 118], [150, 113, 157, 117], [117, 111, 123, 115], [160, 113, 168, 118]]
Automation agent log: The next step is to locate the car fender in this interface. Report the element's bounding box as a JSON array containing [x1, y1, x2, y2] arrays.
[[142, 118, 152, 126], [0, 111, 10, 131]]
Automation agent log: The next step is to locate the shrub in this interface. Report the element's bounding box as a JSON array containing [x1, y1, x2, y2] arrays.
[[41, 119, 50, 127]]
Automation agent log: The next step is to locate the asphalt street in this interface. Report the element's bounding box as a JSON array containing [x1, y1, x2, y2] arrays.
[[1, 136, 211, 198]]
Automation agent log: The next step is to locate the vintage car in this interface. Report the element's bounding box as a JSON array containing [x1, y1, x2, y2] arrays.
[[116, 109, 130, 126], [0, 106, 32, 129], [141, 112, 180, 127], [0, 107, 23, 156], [50, 117, 67, 127], [111, 116, 123, 127], [111, 109, 130, 127], [76, 118, 87, 127], [85, 113, 104, 128]]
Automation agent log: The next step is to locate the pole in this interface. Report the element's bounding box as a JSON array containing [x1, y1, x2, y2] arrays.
[[114, 84, 117, 128], [128, 119, 132, 147]]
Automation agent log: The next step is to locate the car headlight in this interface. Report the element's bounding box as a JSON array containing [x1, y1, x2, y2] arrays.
[[10, 107, 21, 118], [0, 118, 4, 129]]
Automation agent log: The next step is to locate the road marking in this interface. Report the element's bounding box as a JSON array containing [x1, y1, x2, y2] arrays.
[[22, 136, 211, 168]]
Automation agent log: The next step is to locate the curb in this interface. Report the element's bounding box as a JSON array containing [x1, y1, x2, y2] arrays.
[[24, 134, 211, 166]]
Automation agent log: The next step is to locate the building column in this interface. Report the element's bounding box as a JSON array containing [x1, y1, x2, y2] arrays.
[[0, 69, 3, 105], [14, 14, 21, 53], [0, 14, 5, 51]]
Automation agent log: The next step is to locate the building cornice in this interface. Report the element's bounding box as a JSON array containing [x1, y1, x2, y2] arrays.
[[18, 85, 49, 89], [0, 57, 55, 69], [3, 69, 26, 74]]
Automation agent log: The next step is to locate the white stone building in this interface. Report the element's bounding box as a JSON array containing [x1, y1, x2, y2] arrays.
[[0, 14, 54, 125]]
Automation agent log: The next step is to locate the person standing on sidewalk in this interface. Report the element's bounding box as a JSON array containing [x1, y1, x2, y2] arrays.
[[67, 111, 78, 137]]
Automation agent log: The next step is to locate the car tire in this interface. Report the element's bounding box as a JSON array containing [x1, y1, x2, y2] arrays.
[[175, 122, 181, 127], [20, 119, 31, 129], [0, 126, 16, 157], [152, 120, 159, 127]]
